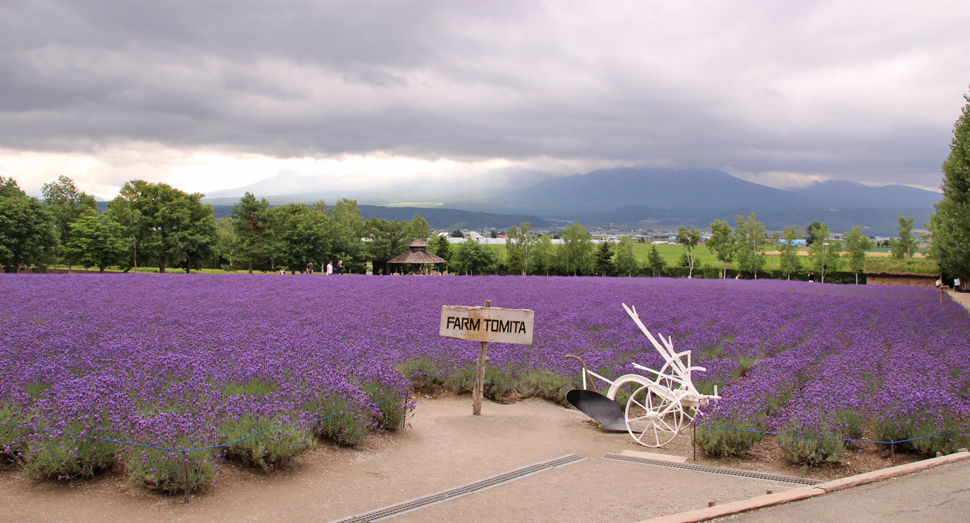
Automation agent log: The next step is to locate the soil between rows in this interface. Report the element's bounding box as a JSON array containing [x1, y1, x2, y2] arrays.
[[0, 394, 917, 523]]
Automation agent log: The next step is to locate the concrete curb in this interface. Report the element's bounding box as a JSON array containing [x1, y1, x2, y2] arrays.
[[814, 450, 970, 493], [635, 451, 970, 523], [640, 487, 825, 523]]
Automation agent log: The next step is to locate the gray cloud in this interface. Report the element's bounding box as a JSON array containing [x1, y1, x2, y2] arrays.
[[2, 0, 969, 188]]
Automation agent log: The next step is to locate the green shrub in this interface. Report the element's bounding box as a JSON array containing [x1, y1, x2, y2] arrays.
[[0, 406, 26, 470], [127, 447, 216, 494], [20, 423, 118, 481], [835, 409, 866, 442], [220, 416, 315, 472], [696, 424, 763, 457], [312, 398, 371, 446], [363, 382, 407, 430], [875, 412, 969, 456], [777, 426, 845, 466]]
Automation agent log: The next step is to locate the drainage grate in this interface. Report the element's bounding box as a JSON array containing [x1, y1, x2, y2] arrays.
[[603, 453, 822, 486], [328, 454, 587, 523]]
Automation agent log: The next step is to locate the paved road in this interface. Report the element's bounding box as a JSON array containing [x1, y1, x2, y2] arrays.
[[713, 459, 970, 522]]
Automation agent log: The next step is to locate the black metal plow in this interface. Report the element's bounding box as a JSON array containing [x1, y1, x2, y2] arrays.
[[566, 389, 641, 433]]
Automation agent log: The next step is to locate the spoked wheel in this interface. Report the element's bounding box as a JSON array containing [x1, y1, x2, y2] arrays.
[[625, 384, 683, 447]]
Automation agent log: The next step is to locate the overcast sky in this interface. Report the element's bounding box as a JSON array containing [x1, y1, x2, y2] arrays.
[[2, 0, 969, 199]]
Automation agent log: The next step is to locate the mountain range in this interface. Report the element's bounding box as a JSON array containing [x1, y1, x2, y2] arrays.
[[202, 168, 941, 236]]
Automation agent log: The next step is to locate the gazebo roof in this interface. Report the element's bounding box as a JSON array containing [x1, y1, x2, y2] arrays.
[[387, 250, 447, 265], [387, 239, 446, 265]]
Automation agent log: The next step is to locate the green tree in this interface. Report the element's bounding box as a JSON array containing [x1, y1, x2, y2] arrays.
[[506, 249, 525, 276], [365, 218, 409, 275], [646, 245, 667, 277], [174, 194, 217, 273], [843, 226, 871, 284], [64, 209, 126, 273], [231, 192, 276, 274], [929, 88, 970, 281], [104, 181, 143, 272], [613, 237, 638, 276], [41, 175, 96, 272], [676, 226, 701, 278], [0, 177, 57, 273], [735, 213, 767, 278], [214, 216, 239, 269], [450, 238, 498, 275], [274, 203, 333, 273], [890, 215, 916, 259], [594, 241, 615, 276], [706, 220, 736, 279], [404, 214, 431, 243], [806, 221, 823, 245], [776, 225, 805, 280], [104, 180, 215, 273], [328, 198, 367, 274], [558, 222, 594, 276], [505, 223, 535, 275], [808, 223, 842, 283], [530, 235, 556, 276], [450, 229, 464, 238], [430, 234, 452, 264]]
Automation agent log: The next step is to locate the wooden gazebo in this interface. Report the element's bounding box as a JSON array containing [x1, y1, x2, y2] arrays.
[[386, 240, 447, 274]]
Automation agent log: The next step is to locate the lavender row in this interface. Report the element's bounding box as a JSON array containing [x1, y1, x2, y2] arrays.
[[2, 274, 968, 485]]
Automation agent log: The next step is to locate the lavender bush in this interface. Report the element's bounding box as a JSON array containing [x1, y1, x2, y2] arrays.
[[2, 274, 968, 488]]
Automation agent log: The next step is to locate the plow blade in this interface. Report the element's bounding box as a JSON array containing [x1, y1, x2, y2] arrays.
[[566, 389, 641, 433]]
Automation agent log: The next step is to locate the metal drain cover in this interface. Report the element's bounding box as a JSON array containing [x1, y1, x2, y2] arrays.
[[603, 453, 823, 486], [328, 454, 587, 523]]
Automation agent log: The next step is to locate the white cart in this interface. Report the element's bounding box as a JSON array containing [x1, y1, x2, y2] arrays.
[[566, 303, 720, 447]]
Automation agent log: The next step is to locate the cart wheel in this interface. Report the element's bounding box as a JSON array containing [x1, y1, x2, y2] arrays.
[[625, 384, 683, 447]]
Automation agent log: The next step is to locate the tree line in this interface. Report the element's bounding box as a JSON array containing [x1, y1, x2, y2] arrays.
[[0, 175, 923, 280], [0, 176, 430, 274]]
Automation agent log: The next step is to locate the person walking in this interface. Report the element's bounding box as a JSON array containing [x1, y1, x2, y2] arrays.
[[336, 260, 343, 275], [326, 260, 333, 275], [306, 261, 314, 274]]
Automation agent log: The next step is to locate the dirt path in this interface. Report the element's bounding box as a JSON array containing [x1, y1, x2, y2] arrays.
[[946, 289, 970, 312], [0, 395, 903, 523]]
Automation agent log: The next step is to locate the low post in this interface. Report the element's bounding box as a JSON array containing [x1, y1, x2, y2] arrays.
[[182, 451, 190, 503], [472, 300, 492, 416], [693, 423, 697, 462]]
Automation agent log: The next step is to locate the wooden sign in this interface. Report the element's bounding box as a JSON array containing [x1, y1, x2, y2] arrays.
[[439, 305, 535, 346]]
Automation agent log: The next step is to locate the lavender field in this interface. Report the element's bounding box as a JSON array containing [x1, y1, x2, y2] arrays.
[[2, 275, 969, 489]]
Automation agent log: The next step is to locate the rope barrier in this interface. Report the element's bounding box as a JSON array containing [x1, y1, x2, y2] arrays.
[[1, 373, 963, 469], [0, 398, 400, 455], [690, 423, 955, 446]]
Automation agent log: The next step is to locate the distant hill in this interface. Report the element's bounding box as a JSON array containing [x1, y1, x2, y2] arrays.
[[790, 180, 941, 209], [450, 168, 806, 215], [356, 205, 548, 230], [445, 167, 941, 236], [206, 203, 546, 230], [201, 167, 941, 237]]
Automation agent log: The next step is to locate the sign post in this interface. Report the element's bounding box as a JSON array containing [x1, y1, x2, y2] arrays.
[[472, 301, 491, 415], [439, 301, 535, 415]]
